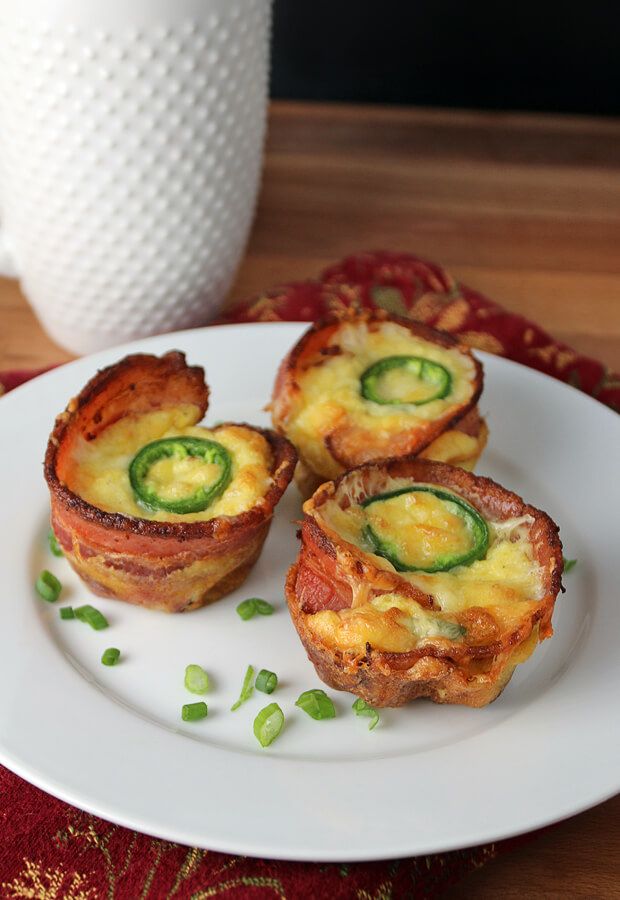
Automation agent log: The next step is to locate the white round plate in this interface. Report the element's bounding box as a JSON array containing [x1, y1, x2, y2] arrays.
[[0, 322, 618, 862]]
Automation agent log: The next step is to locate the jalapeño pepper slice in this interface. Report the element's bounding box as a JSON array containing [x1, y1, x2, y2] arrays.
[[361, 485, 488, 573], [360, 355, 452, 406], [129, 436, 232, 514]]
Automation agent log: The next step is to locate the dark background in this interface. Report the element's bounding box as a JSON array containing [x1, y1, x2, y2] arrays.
[[270, 1, 619, 116]]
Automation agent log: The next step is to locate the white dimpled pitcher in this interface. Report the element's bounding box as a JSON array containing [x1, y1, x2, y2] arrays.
[[0, 0, 271, 353]]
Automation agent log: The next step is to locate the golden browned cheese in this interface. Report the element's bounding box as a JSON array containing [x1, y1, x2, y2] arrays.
[[286, 458, 563, 708], [65, 415, 275, 524], [45, 352, 297, 611], [271, 309, 486, 498]]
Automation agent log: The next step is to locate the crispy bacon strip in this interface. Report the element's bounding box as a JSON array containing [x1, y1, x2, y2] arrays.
[[45, 352, 297, 612], [286, 458, 563, 707]]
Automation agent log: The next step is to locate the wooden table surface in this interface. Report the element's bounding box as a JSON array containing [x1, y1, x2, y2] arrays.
[[1, 101, 619, 896]]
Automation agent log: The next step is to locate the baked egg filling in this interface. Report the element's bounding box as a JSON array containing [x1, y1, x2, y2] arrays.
[[64, 407, 274, 523], [307, 478, 544, 653], [287, 321, 478, 477]]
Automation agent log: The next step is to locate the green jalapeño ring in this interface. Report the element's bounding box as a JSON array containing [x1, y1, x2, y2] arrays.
[[129, 436, 232, 515], [360, 355, 452, 406], [361, 485, 489, 573]]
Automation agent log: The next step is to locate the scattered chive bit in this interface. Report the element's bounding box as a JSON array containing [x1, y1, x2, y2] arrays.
[[59, 607, 75, 620], [74, 604, 109, 630], [563, 557, 578, 573], [255, 669, 278, 694], [352, 698, 380, 731], [47, 528, 64, 558], [236, 599, 257, 620], [253, 702, 285, 748], [236, 598, 274, 620], [295, 689, 336, 720], [182, 701, 208, 722], [35, 570, 62, 603], [101, 647, 120, 666], [253, 599, 274, 616], [231, 664, 255, 711], [436, 619, 467, 640], [184, 664, 210, 695]]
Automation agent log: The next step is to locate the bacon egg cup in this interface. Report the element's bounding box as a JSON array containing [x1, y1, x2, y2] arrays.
[[44, 351, 297, 612], [272, 309, 487, 498], [286, 458, 563, 707]]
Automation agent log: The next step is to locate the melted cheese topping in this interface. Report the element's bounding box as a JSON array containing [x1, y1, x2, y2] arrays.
[[365, 489, 475, 570], [309, 478, 544, 652], [419, 428, 481, 469], [307, 593, 467, 654], [287, 321, 477, 477], [372, 364, 444, 404], [65, 408, 274, 522]]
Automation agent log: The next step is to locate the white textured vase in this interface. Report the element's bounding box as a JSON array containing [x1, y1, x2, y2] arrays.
[[0, 0, 271, 353]]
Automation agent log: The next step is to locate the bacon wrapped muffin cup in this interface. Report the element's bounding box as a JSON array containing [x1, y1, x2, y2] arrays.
[[286, 458, 563, 707], [272, 309, 487, 498], [44, 351, 297, 612]]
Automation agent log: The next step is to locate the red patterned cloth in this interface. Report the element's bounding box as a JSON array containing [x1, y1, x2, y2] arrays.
[[226, 251, 619, 412], [0, 252, 617, 899]]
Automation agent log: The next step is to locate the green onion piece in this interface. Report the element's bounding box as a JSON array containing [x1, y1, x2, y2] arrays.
[[74, 604, 109, 630], [59, 607, 75, 620], [352, 698, 380, 731], [184, 664, 210, 695], [255, 669, 278, 694], [231, 664, 255, 711], [435, 619, 467, 640], [35, 570, 62, 603], [101, 647, 120, 666], [254, 599, 274, 616], [563, 557, 578, 573], [48, 528, 64, 557], [295, 689, 336, 720], [236, 598, 274, 620], [253, 702, 285, 747], [236, 599, 258, 620], [182, 701, 208, 722]]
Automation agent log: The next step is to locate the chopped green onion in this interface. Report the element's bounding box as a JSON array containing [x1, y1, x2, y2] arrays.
[[253, 703, 285, 747], [236, 598, 274, 620], [184, 664, 210, 694], [255, 669, 278, 694], [295, 689, 336, 720], [74, 604, 109, 630], [231, 664, 255, 711], [254, 599, 274, 616], [563, 557, 578, 573], [59, 607, 75, 620], [35, 570, 61, 603], [47, 528, 64, 557], [236, 599, 257, 620], [352, 698, 380, 731], [101, 647, 120, 666], [435, 619, 467, 640], [182, 701, 208, 722]]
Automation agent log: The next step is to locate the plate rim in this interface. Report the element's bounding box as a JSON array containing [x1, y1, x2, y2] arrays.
[[7, 319, 620, 430], [1, 320, 619, 862]]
